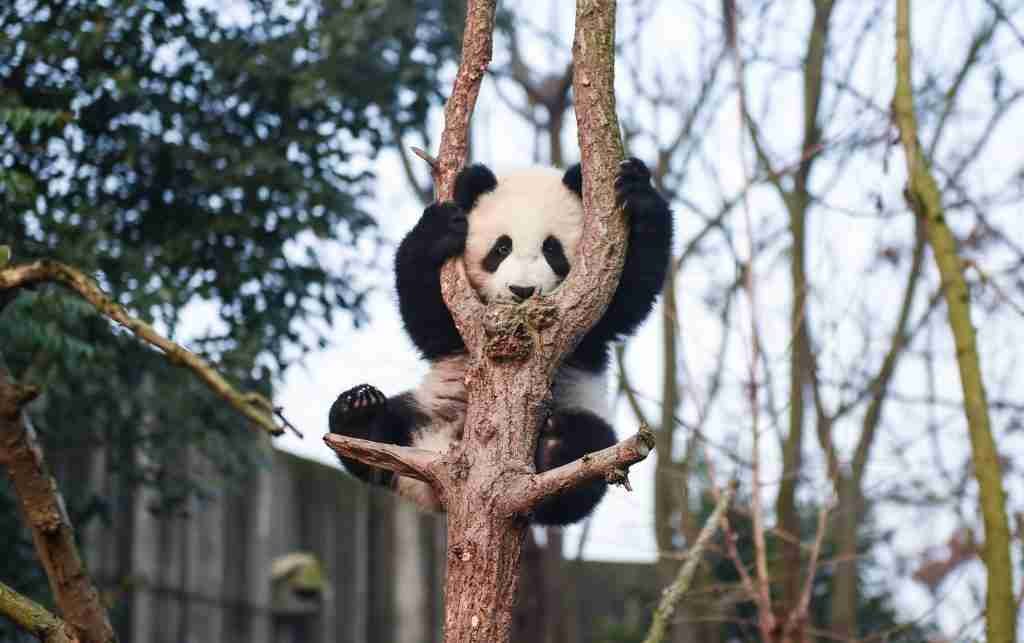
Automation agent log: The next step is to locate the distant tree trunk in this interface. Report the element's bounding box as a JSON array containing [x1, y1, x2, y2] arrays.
[[893, 2, 1015, 641]]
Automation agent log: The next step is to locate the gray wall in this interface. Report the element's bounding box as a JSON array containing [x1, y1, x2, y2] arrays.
[[76, 447, 445, 643], [59, 446, 654, 643]]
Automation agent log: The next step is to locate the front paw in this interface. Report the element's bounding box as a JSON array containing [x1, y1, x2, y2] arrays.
[[329, 383, 386, 429], [423, 202, 468, 263], [615, 157, 656, 209]]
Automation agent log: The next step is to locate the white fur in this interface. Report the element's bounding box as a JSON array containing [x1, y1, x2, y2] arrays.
[[553, 367, 609, 417], [465, 167, 584, 302]]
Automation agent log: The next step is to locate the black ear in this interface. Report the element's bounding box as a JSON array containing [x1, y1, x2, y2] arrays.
[[454, 164, 498, 211], [562, 163, 582, 198]]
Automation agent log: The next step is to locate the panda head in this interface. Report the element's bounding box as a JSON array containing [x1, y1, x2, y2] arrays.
[[454, 163, 584, 303]]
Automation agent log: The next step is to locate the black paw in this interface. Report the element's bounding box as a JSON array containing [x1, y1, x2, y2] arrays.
[[615, 157, 655, 209], [330, 383, 386, 428], [423, 202, 468, 263]]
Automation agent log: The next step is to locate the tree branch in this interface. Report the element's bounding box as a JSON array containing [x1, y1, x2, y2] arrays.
[[0, 581, 78, 643], [0, 260, 289, 437], [642, 482, 734, 643], [501, 426, 655, 517], [322, 434, 443, 484], [0, 372, 114, 643]]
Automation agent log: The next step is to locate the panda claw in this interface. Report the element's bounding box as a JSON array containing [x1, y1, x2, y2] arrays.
[[335, 383, 387, 416]]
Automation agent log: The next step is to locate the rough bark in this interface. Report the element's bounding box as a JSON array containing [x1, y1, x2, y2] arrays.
[[0, 261, 285, 437], [324, 2, 650, 642], [893, 2, 1015, 641], [0, 581, 79, 643], [0, 373, 115, 643]]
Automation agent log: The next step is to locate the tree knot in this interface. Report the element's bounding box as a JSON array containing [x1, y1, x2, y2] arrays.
[[482, 299, 558, 362]]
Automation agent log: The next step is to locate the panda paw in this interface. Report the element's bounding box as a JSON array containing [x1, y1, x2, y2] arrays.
[[330, 383, 386, 427], [422, 202, 468, 263], [615, 157, 656, 210]]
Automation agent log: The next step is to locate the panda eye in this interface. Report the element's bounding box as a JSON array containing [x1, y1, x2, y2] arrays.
[[495, 237, 512, 255], [542, 237, 558, 253]]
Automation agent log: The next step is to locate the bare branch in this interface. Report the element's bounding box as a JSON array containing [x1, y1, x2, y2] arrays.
[[432, 1, 498, 199], [501, 426, 655, 517], [322, 434, 443, 484], [642, 482, 734, 643], [0, 372, 114, 643], [0, 581, 78, 643], [0, 260, 288, 437]]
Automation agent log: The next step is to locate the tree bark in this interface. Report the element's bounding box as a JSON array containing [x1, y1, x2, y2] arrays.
[[0, 372, 116, 643], [893, 2, 1015, 641], [0, 581, 78, 643]]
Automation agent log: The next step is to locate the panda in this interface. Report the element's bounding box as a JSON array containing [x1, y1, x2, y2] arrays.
[[329, 157, 672, 525]]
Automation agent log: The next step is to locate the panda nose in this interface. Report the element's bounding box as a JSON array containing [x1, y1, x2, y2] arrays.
[[509, 284, 536, 300]]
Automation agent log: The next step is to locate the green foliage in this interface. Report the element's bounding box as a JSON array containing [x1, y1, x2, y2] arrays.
[[0, 0, 463, 622], [1, 0, 462, 363]]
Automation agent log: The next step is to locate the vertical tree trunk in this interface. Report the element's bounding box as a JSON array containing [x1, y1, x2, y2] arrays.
[[326, 3, 655, 642], [893, 2, 1015, 641]]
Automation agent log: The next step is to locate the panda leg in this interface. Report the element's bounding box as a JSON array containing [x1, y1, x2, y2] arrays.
[[532, 410, 618, 526], [328, 384, 422, 486]]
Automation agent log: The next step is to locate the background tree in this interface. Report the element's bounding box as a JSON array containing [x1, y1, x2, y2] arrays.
[[0, 0, 462, 637]]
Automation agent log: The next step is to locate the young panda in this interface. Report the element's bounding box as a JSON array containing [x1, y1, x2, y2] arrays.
[[329, 158, 672, 525]]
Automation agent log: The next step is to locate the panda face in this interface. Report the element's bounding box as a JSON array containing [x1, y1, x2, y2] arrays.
[[463, 167, 584, 303]]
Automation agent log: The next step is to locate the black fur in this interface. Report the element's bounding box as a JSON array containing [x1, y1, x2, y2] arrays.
[[395, 202, 468, 360], [454, 163, 498, 211], [333, 158, 672, 525], [569, 158, 673, 373], [328, 385, 427, 485], [481, 234, 512, 273], [542, 236, 570, 278], [562, 163, 583, 197], [533, 410, 617, 525]]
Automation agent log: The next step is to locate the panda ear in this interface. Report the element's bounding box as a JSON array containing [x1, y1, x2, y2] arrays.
[[562, 163, 583, 198], [454, 164, 498, 211]]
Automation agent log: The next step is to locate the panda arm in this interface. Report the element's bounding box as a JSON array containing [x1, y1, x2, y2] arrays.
[[395, 202, 468, 360], [583, 159, 673, 346], [328, 386, 424, 484]]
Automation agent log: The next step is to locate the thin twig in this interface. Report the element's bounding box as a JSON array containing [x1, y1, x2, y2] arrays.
[[643, 483, 735, 643]]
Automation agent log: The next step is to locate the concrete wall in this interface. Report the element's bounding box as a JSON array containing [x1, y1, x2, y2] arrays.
[[74, 447, 444, 643], [52, 446, 654, 643]]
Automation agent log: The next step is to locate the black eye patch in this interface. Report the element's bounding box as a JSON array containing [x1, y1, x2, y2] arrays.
[[482, 235, 513, 273], [542, 236, 570, 278]]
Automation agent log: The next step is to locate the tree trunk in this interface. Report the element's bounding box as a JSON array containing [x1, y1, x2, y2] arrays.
[[441, 501, 526, 641], [893, 3, 1015, 641]]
